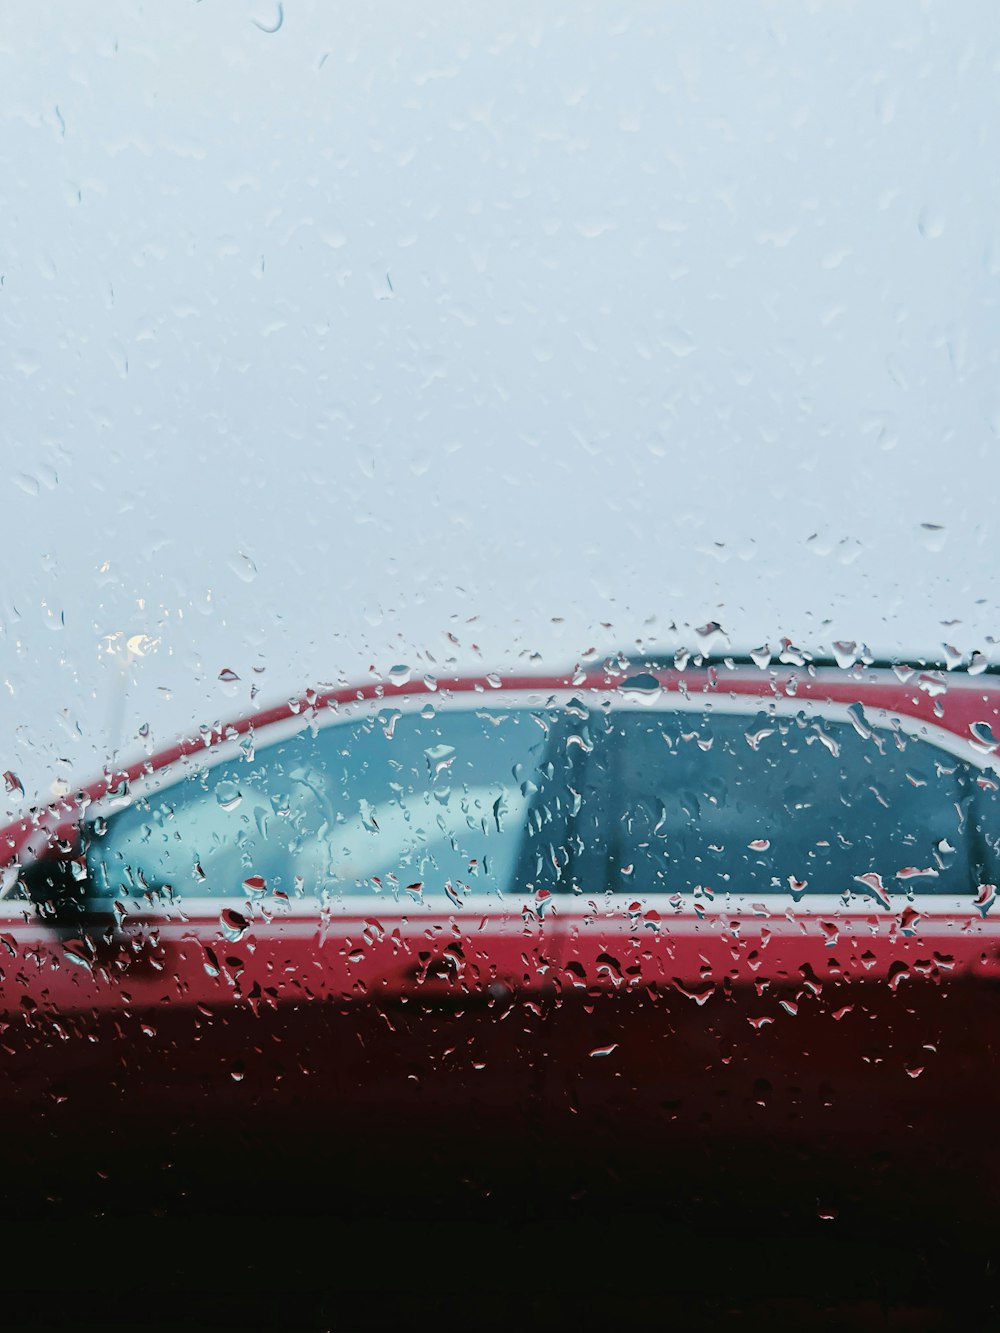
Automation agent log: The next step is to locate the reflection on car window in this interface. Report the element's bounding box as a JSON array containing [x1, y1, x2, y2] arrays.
[[571, 710, 996, 898], [87, 707, 569, 904]]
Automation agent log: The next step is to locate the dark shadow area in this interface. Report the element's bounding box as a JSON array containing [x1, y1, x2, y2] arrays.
[[0, 1129, 995, 1330]]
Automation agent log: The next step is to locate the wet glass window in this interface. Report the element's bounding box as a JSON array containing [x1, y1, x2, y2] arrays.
[[571, 709, 995, 898], [87, 707, 570, 904]]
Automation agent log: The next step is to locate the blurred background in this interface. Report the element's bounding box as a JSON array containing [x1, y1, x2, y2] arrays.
[[3, 0, 999, 811]]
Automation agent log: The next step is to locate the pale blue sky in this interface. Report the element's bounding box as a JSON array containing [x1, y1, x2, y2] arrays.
[[2, 0, 999, 807]]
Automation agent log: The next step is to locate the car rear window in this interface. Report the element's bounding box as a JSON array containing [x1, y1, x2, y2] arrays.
[[568, 709, 997, 898]]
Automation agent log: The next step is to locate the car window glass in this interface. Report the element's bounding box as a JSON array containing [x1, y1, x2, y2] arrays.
[[570, 708, 993, 898], [87, 706, 567, 906]]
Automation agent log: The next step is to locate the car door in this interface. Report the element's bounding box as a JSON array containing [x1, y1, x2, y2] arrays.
[[0, 691, 582, 1210], [544, 685, 1000, 1222]]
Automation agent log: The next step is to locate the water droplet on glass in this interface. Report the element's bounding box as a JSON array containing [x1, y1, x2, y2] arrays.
[[619, 673, 662, 705], [974, 884, 997, 917], [917, 207, 945, 240], [832, 640, 858, 669], [216, 781, 242, 811], [425, 744, 456, 777], [221, 908, 250, 942], [918, 522, 946, 553], [227, 551, 258, 583], [968, 721, 999, 754], [854, 872, 890, 908]]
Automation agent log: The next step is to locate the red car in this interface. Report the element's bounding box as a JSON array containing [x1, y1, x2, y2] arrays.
[[3, 653, 1000, 1234]]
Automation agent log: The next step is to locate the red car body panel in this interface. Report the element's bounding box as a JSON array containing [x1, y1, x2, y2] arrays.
[[3, 661, 1000, 1217]]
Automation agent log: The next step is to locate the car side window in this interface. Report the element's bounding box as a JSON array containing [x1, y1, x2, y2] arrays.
[[568, 708, 994, 898], [86, 705, 575, 906]]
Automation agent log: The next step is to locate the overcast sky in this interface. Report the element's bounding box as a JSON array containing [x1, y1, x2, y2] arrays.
[[2, 0, 1000, 809]]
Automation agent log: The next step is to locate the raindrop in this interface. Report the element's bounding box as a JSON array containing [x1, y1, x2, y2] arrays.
[[360, 801, 380, 834], [251, 3, 283, 34], [887, 960, 910, 991], [227, 552, 258, 583], [832, 641, 858, 669], [896, 866, 937, 883], [744, 727, 774, 752], [974, 884, 997, 916], [3, 771, 24, 802], [915, 672, 947, 698], [380, 709, 402, 739], [671, 977, 715, 1005], [221, 908, 250, 942], [619, 673, 662, 705], [968, 721, 999, 754], [778, 639, 807, 666], [854, 872, 890, 908], [62, 941, 93, 972], [218, 668, 240, 683], [216, 781, 242, 811], [898, 903, 921, 936], [846, 703, 873, 740], [425, 744, 456, 777], [918, 522, 946, 553]]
